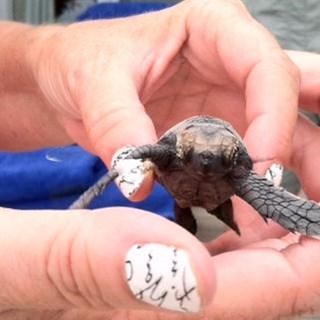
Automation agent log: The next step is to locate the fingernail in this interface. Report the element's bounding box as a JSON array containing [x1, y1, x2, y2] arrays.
[[125, 243, 201, 313], [265, 163, 283, 187], [111, 146, 151, 199]]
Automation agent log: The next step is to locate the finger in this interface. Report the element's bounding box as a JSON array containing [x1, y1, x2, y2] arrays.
[[286, 50, 320, 112], [206, 223, 287, 256], [77, 66, 157, 166], [210, 4, 300, 169], [244, 57, 299, 172], [0, 208, 214, 314], [244, 231, 301, 251], [207, 237, 320, 319], [243, 47, 299, 171], [76, 67, 158, 200], [291, 114, 320, 201]]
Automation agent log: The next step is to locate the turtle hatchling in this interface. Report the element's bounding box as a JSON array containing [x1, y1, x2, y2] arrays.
[[70, 115, 320, 236]]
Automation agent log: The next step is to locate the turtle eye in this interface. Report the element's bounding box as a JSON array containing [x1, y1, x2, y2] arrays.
[[230, 145, 240, 166], [184, 147, 195, 163], [223, 145, 239, 169], [230, 144, 253, 179]]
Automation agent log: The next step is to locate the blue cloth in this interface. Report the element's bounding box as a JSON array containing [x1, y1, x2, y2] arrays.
[[0, 146, 174, 218], [77, 3, 170, 21], [0, 3, 175, 220]]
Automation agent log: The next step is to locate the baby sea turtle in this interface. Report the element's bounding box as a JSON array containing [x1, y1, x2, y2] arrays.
[[70, 116, 320, 236]]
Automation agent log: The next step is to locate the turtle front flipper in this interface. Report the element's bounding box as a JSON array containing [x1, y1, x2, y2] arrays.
[[235, 171, 320, 236], [208, 199, 241, 236], [174, 203, 198, 235]]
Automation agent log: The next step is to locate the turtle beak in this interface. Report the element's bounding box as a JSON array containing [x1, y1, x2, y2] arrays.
[[194, 151, 220, 176], [199, 156, 212, 175]]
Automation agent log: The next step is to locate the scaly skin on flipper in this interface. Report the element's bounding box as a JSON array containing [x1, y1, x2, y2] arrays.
[[235, 172, 320, 235]]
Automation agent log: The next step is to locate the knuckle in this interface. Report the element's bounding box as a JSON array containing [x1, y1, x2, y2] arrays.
[[45, 218, 110, 309]]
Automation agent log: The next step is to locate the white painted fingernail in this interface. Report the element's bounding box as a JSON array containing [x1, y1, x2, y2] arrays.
[[265, 163, 283, 187], [125, 243, 201, 313], [111, 146, 151, 199]]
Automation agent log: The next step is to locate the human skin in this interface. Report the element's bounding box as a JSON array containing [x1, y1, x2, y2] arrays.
[[0, 0, 319, 318]]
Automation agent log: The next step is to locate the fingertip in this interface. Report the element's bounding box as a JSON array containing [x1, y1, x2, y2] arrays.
[[291, 115, 320, 201], [129, 170, 155, 202], [244, 53, 299, 171], [110, 146, 155, 201], [244, 114, 293, 174], [0, 208, 214, 313], [123, 242, 214, 313], [85, 208, 215, 313]]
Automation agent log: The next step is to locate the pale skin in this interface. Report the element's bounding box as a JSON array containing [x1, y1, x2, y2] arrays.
[[0, 0, 319, 319]]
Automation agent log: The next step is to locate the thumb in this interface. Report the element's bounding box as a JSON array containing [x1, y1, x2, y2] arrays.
[[0, 208, 214, 314], [78, 67, 157, 166]]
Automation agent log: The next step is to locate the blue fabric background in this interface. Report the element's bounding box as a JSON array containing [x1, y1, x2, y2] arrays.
[[77, 3, 170, 21], [0, 3, 174, 220]]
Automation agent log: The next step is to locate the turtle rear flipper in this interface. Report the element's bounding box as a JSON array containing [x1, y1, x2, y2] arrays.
[[235, 171, 320, 236], [209, 199, 241, 236], [174, 203, 198, 235]]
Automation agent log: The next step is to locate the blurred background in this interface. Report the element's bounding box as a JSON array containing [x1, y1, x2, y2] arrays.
[[1, 0, 319, 52], [0, 0, 176, 23]]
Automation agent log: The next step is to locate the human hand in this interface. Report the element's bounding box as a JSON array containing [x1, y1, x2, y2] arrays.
[[14, 48, 314, 320], [28, 0, 299, 173], [205, 51, 320, 319], [4, 208, 317, 320]]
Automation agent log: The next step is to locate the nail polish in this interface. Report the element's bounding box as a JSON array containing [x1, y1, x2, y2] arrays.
[[125, 243, 201, 313], [111, 146, 150, 198], [265, 163, 283, 187]]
